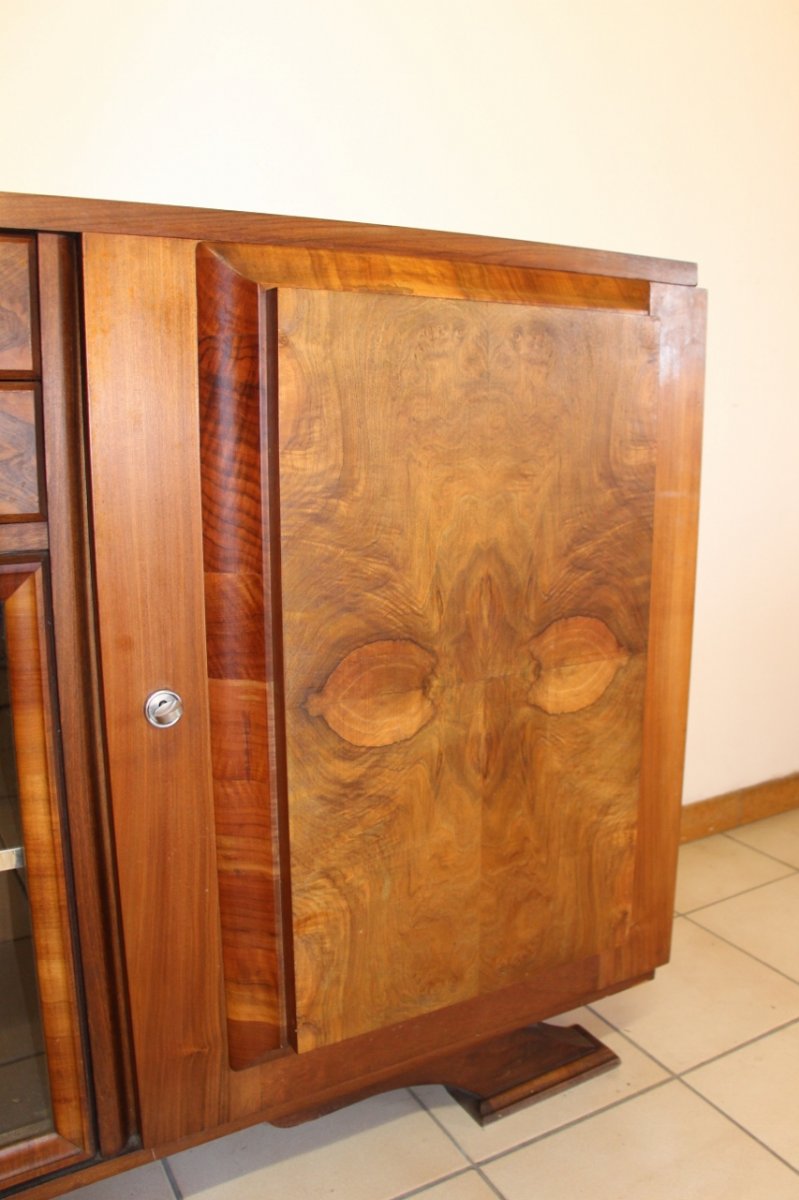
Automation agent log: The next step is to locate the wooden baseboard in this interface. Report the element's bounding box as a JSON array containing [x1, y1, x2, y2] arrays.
[[680, 772, 799, 842]]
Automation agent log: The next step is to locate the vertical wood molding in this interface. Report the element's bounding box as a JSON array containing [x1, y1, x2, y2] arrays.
[[83, 234, 228, 1145], [197, 246, 291, 1069], [628, 283, 706, 971], [38, 231, 138, 1156]]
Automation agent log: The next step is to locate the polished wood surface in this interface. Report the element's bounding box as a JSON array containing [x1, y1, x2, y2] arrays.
[[76, 220, 704, 1163], [0, 235, 37, 376], [0, 523, 47, 553], [627, 283, 706, 970], [0, 192, 697, 286], [197, 247, 291, 1070], [38, 233, 137, 1156], [214, 241, 650, 311], [83, 234, 227, 1145], [0, 385, 42, 518], [274, 286, 657, 1050], [445, 1023, 619, 1124]]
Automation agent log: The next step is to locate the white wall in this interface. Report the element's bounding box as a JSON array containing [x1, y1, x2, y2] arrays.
[[2, 0, 797, 803]]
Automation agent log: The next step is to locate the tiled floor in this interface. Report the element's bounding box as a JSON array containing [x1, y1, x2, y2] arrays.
[[48, 810, 799, 1197]]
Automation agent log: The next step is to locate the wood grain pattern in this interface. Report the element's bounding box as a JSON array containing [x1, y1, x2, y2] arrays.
[[0, 523, 48, 553], [0, 384, 43, 518], [0, 192, 697, 286], [528, 616, 630, 714], [38, 232, 138, 1156], [214, 241, 650, 312], [76, 225, 703, 1162], [276, 287, 658, 1050], [83, 235, 226, 1146], [614, 283, 706, 975], [0, 235, 37, 376], [0, 562, 92, 1188], [306, 639, 437, 747], [197, 246, 291, 1069]]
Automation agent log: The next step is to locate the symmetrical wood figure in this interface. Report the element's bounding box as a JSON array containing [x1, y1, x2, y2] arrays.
[[0, 193, 705, 1198], [274, 287, 657, 1050]]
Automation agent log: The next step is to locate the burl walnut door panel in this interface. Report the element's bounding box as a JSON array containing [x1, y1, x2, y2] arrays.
[[276, 290, 657, 1051], [195, 240, 690, 1063]]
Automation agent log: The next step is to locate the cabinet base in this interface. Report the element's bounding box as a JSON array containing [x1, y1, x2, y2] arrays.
[[444, 1022, 620, 1125], [269, 1019, 622, 1128]]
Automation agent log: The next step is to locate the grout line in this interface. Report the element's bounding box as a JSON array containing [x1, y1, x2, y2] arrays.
[[408, 1086, 478, 1166], [380, 1165, 485, 1200], [677, 868, 799, 917], [679, 1076, 799, 1177], [682, 912, 799, 987], [678, 1015, 799, 1077], [161, 1157, 184, 1200], [722, 829, 799, 872], [472, 1078, 676, 1169], [474, 1164, 510, 1199], [584, 1005, 680, 1078]]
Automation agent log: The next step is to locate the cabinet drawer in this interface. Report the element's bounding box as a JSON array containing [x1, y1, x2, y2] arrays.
[[0, 384, 44, 519], [0, 235, 37, 377]]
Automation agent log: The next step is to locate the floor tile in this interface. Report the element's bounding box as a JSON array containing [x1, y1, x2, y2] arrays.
[[167, 1090, 468, 1200], [591, 917, 799, 1072], [675, 833, 793, 913], [690, 874, 799, 981], [728, 808, 799, 868], [410, 1171, 500, 1199], [65, 1162, 176, 1200], [686, 1020, 799, 1170], [482, 1080, 799, 1199], [413, 1007, 667, 1161]]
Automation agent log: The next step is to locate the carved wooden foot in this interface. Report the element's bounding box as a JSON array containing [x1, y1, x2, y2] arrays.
[[443, 1023, 619, 1124]]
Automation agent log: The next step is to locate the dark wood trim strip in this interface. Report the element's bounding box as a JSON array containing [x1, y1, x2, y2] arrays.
[[0, 192, 698, 287], [680, 772, 799, 842], [39, 232, 139, 1155], [197, 246, 290, 1068]]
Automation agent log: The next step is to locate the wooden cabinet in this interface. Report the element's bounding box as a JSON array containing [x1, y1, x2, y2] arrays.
[[0, 195, 705, 1196]]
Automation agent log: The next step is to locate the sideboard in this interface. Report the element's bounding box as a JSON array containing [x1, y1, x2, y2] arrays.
[[0, 193, 704, 1197]]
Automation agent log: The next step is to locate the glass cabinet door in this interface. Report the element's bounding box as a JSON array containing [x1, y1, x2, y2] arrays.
[[0, 562, 92, 1188], [0, 602, 53, 1148]]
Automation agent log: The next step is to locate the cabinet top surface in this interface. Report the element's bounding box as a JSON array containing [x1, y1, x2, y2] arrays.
[[0, 191, 697, 287]]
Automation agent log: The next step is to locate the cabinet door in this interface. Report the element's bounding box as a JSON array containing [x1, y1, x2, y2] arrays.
[[84, 234, 704, 1145], [0, 562, 92, 1188], [0, 234, 96, 1192]]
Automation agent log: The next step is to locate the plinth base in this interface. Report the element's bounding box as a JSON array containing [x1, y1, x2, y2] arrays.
[[444, 1022, 620, 1125]]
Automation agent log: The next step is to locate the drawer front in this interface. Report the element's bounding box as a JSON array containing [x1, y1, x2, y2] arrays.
[[0, 384, 43, 520], [0, 235, 37, 377]]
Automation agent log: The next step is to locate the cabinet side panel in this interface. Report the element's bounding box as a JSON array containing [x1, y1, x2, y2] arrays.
[[618, 284, 706, 977], [82, 235, 228, 1144]]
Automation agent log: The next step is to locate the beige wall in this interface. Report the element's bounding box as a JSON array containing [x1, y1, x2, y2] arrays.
[[2, 0, 797, 804]]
